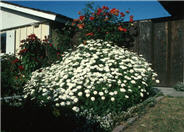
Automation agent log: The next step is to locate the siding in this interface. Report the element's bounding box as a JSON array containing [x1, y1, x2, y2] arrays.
[[15, 23, 50, 54], [1, 7, 44, 31]]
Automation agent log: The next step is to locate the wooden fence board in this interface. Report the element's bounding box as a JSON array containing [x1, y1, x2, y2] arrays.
[[137, 21, 153, 63], [153, 21, 168, 86], [170, 19, 184, 85], [134, 18, 184, 86]]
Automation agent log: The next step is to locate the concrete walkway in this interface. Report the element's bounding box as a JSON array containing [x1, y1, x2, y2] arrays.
[[155, 87, 184, 97]]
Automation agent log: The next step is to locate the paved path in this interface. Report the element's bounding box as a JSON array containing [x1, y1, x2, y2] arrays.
[[155, 87, 184, 97]]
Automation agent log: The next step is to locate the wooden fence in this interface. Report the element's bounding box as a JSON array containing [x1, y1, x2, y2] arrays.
[[132, 18, 184, 86]]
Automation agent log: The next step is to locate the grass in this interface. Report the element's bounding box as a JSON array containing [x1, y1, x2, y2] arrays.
[[124, 97, 184, 132]]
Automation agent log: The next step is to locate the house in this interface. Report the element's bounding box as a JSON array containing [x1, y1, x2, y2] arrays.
[[0, 1, 72, 54]]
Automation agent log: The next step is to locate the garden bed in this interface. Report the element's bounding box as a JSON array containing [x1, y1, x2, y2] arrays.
[[1, 5, 161, 132], [1, 90, 162, 132]]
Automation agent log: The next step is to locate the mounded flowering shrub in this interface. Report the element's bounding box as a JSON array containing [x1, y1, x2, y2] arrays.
[[24, 39, 159, 130]]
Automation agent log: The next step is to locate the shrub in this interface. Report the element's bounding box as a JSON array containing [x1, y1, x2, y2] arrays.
[[1, 34, 66, 96], [1, 54, 26, 96], [18, 34, 64, 74], [71, 4, 138, 48], [174, 82, 184, 91], [23, 39, 159, 130], [52, 27, 76, 52]]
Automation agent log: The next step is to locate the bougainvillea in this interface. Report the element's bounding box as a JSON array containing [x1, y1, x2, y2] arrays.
[[71, 5, 137, 48], [24, 39, 159, 130]]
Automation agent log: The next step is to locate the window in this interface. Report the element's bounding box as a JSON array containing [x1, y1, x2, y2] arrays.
[[1, 33, 6, 53], [0, 30, 15, 54]]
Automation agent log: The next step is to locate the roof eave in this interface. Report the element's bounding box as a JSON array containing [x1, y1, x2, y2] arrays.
[[0, 1, 56, 21]]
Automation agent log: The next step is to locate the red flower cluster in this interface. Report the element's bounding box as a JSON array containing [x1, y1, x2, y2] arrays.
[[79, 16, 85, 21], [118, 26, 127, 32], [20, 39, 26, 43], [19, 48, 27, 54], [130, 15, 134, 22], [49, 43, 52, 47], [102, 6, 109, 10], [97, 8, 103, 15], [90, 16, 95, 21], [57, 52, 61, 59], [85, 32, 94, 36], [126, 10, 130, 14], [77, 23, 84, 29], [28, 34, 37, 40], [110, 8, 120, 16], [12, 58, 19, 64], [120, 12, 125, 17], [18, 65, 24, 71]]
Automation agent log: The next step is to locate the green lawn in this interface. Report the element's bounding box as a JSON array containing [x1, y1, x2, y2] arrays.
[[124, 97, 184, 132]]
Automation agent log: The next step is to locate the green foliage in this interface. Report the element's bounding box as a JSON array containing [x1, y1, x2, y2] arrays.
[[18, 34, 65, 75], [71, 4, 137, 48], [174, 82, 184, 91], [18, 34, 47, 73], [1, 54, 27, 96], [1, 33, 70, 97], [52, 26, 75, 52]]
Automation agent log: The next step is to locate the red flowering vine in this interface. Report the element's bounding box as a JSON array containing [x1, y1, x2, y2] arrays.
[[97, 8, 103, 15], [126, 10, 130, 13], [90, 16, 95, 21], [77, 23, 84, 29], [79, 16, 85, 21], [118, 26, 127, 32], [130, 15, 134, 22], [102, 6, 109, 10], [120, 12, 125, 17], [110, 8, 119, 16], [71, 4, 137, 48]]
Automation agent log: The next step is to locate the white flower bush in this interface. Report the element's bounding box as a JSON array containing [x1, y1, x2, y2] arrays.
[[24, 39, 159, 130]]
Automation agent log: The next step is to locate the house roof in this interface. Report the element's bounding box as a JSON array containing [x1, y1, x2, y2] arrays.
[[0, 1, 72, 23], [158, 1, 184, 19]]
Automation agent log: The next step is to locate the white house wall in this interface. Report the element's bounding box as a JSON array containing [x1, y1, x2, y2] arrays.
[[6, 30, 15, 54], [0, 7, 46, 31], [15, 23, 50, 53]]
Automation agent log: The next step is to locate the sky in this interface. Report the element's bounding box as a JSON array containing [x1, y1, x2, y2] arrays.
[[8, 1, 171, 21]]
